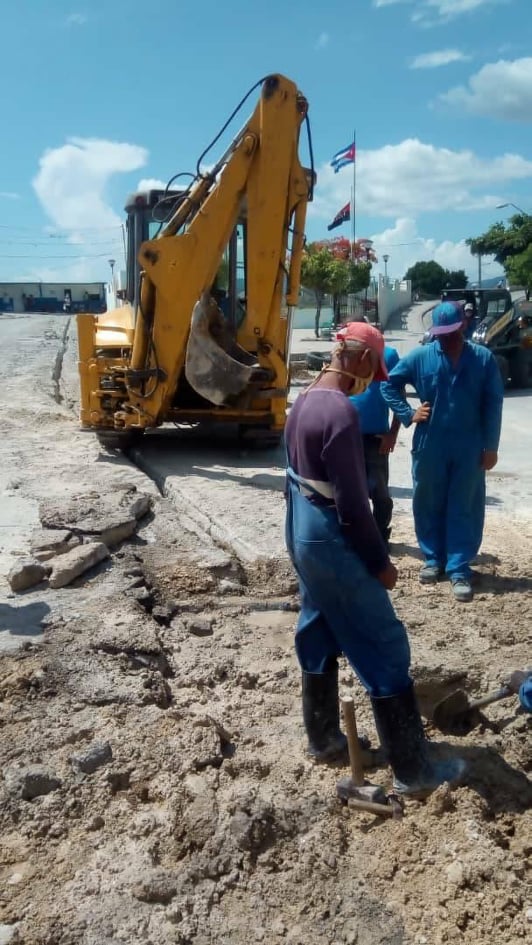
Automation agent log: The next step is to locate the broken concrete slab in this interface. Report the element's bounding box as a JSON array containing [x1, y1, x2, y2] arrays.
[[38, 488, 152, 548], [8, 558, 51, 593], [49, 542, 110, 589], [30, 528, 81, 561], [80, 513, 137, 548]]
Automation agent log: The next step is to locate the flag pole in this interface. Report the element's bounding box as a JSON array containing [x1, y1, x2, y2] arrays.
[[352, 129, 356, 259]]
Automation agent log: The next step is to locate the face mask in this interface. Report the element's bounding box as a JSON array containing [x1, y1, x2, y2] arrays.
[[349, 370, 375, 395], [324, 367, 375, 395]]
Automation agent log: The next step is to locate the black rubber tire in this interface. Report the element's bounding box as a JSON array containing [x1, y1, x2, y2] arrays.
[[237, 425, 282, 450], [306, 350, 331, 371], [495, 355, 510, 388], [96, 429, 145, 452], [509, 348, 532, 389]]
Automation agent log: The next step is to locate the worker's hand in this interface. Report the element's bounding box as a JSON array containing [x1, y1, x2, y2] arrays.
[[377, 561, 398, 591], [481, 450, 498, 471], [379, 432, 398, 455], [507, 670, 530, 695], [412, 402, 431, 424]]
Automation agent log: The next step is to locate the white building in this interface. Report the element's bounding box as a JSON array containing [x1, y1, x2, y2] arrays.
[[0, 282, 106, 315]]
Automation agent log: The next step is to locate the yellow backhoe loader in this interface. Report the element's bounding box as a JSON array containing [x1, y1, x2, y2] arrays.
[[77, 74, 313, 450]]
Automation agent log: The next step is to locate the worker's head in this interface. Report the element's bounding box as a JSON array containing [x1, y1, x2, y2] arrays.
[[464, 302, 474, 319], [330, 322, 388, 395], [429, 301, 464, 339]]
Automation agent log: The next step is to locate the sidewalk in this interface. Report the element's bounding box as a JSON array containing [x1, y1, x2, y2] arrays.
[[289, 300, 430, 361]]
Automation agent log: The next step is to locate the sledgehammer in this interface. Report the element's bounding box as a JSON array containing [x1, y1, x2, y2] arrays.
[[336, 697, 403, 819]]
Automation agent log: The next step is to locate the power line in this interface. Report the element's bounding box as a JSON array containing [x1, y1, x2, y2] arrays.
[[0, 252, 126, 259]]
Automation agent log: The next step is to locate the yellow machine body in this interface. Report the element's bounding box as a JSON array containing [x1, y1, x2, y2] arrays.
[[77, 74, 312, 447]]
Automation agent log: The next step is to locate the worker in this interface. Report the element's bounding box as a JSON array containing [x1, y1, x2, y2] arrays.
[[508, 670, 532, 712], [284, 321, 464, 794], [382, 301, 504, 603], [349, 339, 401, 545], [463, 302, 477, 339]]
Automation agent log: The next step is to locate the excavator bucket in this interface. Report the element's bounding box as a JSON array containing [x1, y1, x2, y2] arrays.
[[185, 292, 258, 406]]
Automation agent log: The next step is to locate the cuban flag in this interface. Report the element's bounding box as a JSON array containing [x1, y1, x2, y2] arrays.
[[330, 141, 356, 174], [327, 202, 351, 231]]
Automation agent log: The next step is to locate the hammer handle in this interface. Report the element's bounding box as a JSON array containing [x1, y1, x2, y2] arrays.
[[347, 798, 394, 818], [469, 686, 513, 711], [341, 697, 365, 787]]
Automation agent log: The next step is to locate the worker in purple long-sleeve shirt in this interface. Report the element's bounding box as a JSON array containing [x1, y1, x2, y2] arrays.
[[285, 321, 464, 795]]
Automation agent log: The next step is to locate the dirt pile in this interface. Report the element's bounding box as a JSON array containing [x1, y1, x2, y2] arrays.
[[1, 504, 530, 945]]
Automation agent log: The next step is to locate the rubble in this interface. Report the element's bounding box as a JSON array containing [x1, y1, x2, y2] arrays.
[[7, 557, 51, 592], [30, 528, 81, 561], [49, 541, 110, 588]]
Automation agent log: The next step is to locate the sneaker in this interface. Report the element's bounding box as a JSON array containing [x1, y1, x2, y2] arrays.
[[419, 564, 443, 585], [451, 577, 473, 603]]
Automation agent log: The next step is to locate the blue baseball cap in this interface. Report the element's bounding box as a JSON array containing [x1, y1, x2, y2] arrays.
[[429, 301, 464, 336]]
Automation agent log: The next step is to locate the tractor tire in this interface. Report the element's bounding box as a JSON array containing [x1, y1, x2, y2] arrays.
[[509, 348, 532, 389], [96, 429, 145, 452], [237, 425, 282, 451], [495, 355, 510, 388], [306, 350, 331, 371]]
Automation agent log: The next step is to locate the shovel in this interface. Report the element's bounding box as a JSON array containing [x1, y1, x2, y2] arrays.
[[432, 684, 514, 736]]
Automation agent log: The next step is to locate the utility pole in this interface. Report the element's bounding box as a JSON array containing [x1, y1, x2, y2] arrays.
[[478, 252, 482, 288]]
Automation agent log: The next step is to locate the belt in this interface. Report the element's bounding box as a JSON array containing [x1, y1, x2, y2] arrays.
[[286, 466, 335, 507]]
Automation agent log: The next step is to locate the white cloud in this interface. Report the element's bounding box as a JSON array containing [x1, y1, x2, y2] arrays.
[[373, 0, 503, 24], [137, 178, 167, 192], [33, 137, 147, 231], [370, 217, 502, 280], [441, 57, 532, 122], [410, 48, 470, 69], [32, 137, 147, 280], [315, 32, 330, 50], [309, 139, 532, 221], [0, 191, 20, 199], [66, 13, 88, 26]]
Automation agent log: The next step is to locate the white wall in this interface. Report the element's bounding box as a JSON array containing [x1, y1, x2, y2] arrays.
[[378, 276, 412, 328]]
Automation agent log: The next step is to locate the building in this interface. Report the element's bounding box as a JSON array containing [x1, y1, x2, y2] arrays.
[[0, 282, 106, 315]]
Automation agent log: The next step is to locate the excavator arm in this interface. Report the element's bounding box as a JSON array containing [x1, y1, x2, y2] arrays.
[[77, 74, 312, 444]]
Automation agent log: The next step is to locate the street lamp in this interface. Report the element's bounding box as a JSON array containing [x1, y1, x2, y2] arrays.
[[108, 258, 116, 292], [383, 254, 389, 283], [496, 202, 530, 216]]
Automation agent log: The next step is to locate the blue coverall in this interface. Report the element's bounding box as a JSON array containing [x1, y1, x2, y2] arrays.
[[381, 341, 504, 579]]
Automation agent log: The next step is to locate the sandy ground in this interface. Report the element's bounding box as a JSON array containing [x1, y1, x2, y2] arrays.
[[0, 312, 530, 945]]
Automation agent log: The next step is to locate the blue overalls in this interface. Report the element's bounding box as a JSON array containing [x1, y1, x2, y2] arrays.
[[285, 466, 411, 698], [381, 341, 503, 579]]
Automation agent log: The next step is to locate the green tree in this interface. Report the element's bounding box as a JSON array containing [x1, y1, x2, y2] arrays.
[[301, 239, 376, 336], [467, 214, 532, 266], [300, 245, 334, 336], [404, 261, 447, 297], [505, 244, 532, 297], [445, 269, 468, 289], [348, 260, 371, 294]]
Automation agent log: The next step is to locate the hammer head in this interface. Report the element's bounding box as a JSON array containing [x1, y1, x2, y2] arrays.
[[336, 777, 387, 805]]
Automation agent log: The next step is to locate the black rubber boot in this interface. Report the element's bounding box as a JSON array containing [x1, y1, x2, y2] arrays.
[[302, 666, 347, 761], [371, 685, 465, 796]]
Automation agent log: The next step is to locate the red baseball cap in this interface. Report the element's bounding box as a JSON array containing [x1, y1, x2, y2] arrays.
[[336, 322, 388, 381]]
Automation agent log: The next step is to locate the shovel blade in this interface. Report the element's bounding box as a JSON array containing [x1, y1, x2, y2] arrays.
[[433, 689, 476, 735], [185, 293, 254, 406]]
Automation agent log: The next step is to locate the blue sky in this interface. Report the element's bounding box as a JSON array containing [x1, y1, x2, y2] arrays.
[[1, 0, 532, 284]]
